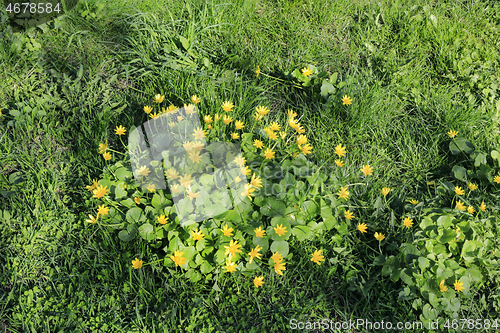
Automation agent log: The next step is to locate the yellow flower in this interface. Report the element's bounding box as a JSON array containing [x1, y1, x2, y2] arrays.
[[231, 132, 240, 139], [279, 131, 287, 139], [310, 249, 325, 265], [270, 122, 281, 131], [97, 205, 109, 217], [250, 173, 262, 188], [138, 165, 151, 177], [382, 187, 390, 196], [287, 110, 298, 118], [494, 175, 500, 183], [335, 143, 346, 157], [295, 125, 305, 134], [85, 214, 99, 224], [170, 251, 187, 267], [403, 217, 413, 229], [253, 139, 264, 149], [204, 115, 213, 123], [221, 224, 234, 237], [166, 104, 178, 112], [146, 183, 156, 192], [235, 120, 245, 130], [268, 131, 278, 141], [225, 260, 237, 273], [254, 226, 266, 238], [254, 112, 264, 121], [177, 115, 183, 121], [297, 135, 307, 145], [344, 210, 354, 220], [300, 143, 313, 155], [335, 159, 344, 167], [102, 152, 112, 161], [374, 232, 385, 241], [255, 66, 260, 78], [132, 258, 143, 269], [254, 276, 264, 288], [454, 186, 465, 196], [214, 113, 221, 121], [439, 280, 448, 293], [271, 251, 283, 263], [193, 127, 206, 140], [93, 185, 109, 199], [301, 67, 313, 77], [157, 215, 169, 225], [274, 224, 287, 237], [165, 168, 179, 180], [234, 155, 246, 167], [447, 130, 459, 138], [187, 190, 200, 200], [248, 245, 263, 264], [191, 95, 201, 104], [480, 201, 486, 212], [342, 95, 352, 106], [361, 165, 373, 176], [85, 179, 99, 192], [170, 184, 181, 193], [467, 206, 475, 214], [255, 105, 270, 116], [337, 186, 349, 200], [134, 197, 141, 205], [221, 101, 234, 112], [264, 148, 275, 159], [240, 165, 251, 176], [241, 183, 256, 200], [154, 94, 165, 103], [274, 261, 286, 275], [357, 223, 367, 233], [207, 124, 212, 130], [223, 115, 233, 124], [288, 117, 299, 129], [191, 229, 205, 241], [143, 106, 153, 114], [409, 199, 419, 205], [98, 141, 108, 154], [115, 125, 126, 135], [467, 182, 477, 191], [454, 279, 464, 292], [234, 176, 241, 183], [456, 200, 465, 211], [179, 173, 194, 188]]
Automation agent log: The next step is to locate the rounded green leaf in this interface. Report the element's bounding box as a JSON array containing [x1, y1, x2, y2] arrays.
[[270, 240, 289, 258]]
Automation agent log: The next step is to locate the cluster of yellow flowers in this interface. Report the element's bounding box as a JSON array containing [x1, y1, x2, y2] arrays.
[[439, 279, 464, 293], [453, 185, 487, 213]]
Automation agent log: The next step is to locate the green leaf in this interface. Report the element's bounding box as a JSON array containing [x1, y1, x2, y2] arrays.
[[491, 150, 500, 160], [301, 200, 319, 218], [449, 137, 474, 155], [422, 303, 438, 321], [260, 198, 286, 217], [438, 228, 456, 244], [292, 226, 312, 241], [118, 224, 138, 242], [270, 240, 289, 258], [185, 269, 202, 282], [200, 260, 214, 274], [450, 165, 467, 182], [224, 210, 242, 223], [179, 35, 190, 50], [418, 257, 430, 270], [320, 82, 335, 97], [115, 166, 132, 181], [138, 223, 155, 241], [126, 207, 146, 224]]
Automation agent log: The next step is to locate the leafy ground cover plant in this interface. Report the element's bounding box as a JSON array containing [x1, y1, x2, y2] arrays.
[[84, 93, 500, 327]]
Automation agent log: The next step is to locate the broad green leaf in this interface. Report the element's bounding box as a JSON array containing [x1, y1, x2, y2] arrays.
[[118, 223, 138, 242], [450, 165, 467, 182], [438, 228, 456, 244], [138, 223, 155, 241], [422, 303, 438, 321], [115, 166, 132, 181], [260, 198, 286, 217], [126, 207, 146, 224], [292, 226, 312, 241], [449, 137, 474, 155], [270, 240, 289, 258], [323, 216, 338, 230]]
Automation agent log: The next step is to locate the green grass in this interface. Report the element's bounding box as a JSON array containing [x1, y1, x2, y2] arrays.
[[1, 0, 500, 331]]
